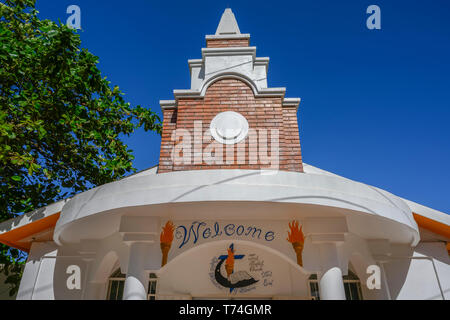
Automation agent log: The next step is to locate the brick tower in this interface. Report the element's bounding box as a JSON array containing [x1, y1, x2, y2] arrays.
[[158, 8, 303, 173]]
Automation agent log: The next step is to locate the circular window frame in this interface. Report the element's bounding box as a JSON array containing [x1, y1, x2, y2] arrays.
[[209, 111, 249, 145]]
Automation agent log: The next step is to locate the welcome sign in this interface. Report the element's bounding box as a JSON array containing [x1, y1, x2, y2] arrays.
[[160, 219, 306, 269], [175, 221, 275, 249]]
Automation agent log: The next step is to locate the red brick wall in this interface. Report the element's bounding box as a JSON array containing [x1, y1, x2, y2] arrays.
[[206, 39, 249, 48], [158, 109, 177, 172], [158, 79, 303, 173], [282, 107, 303, 172]]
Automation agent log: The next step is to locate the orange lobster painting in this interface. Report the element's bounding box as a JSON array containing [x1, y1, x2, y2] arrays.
[[287, 220, 305, 267], [160, 220, 175, 267]]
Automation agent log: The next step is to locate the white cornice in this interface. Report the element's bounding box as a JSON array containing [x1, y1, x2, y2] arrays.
[[188, 59, 203, 74], [256, 87, 286, 97], [159, 100, 177, 110], [205, 33, 251, 40], [188, 59, 202, 67], [189, 56, 268, 73], [282, 98, 301, 110], [167, 91, 300, 110], [201, 46, 257, 61], [254, 57, 270, 65], [254, 57, 270, 73], [172, 90, 200, 99], [172, 73, 287, 100]]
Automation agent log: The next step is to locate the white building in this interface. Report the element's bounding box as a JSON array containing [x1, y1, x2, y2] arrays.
[[0, 8, 449, 300]]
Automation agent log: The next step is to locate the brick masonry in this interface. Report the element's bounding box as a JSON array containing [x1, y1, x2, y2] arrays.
[[158, 79, 303, 173], [206, 38, 250, 48]]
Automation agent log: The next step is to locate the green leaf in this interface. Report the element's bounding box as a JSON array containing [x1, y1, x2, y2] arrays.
[[0, 0, 161, 293]]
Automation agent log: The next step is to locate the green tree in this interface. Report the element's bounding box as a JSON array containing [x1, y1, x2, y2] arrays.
[[0, 0, 161, 296]]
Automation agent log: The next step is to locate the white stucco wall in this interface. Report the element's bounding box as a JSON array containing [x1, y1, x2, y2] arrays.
[[17, 241, 58, 300], [384, 242, 450, 300]]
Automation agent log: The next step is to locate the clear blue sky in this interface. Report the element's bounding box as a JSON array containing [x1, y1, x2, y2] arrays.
[[35, 0, 450, 214]]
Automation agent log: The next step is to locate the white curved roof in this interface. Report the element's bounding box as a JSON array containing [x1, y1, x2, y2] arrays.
[[303, 163, 449, 227], [1, 163, 447, 251], [52, 167, 420, 246]]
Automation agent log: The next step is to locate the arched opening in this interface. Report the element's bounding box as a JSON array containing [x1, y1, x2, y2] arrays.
[[105, 268, 158, 300], [307, 268, 363, 300], [157, 240, 311, 299]]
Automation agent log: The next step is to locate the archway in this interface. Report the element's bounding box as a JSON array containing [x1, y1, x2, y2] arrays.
[[157, 240, 311, 300]]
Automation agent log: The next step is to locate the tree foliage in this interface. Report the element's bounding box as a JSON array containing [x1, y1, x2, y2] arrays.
[[0, 0, 161, 296]]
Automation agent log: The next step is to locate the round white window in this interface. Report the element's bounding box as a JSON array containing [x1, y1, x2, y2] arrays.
[[210, 111, 249, 145]]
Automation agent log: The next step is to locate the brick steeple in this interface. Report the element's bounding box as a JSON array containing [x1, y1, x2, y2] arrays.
[[158, 9, 303, 173]]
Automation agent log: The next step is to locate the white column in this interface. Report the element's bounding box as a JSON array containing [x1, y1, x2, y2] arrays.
[[123, 242, 149, 300], [119, 216, 161, 300], [304, 218, 348, 300], [318, 242, 346, 300]]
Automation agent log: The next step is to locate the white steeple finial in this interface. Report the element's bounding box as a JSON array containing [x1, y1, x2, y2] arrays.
[[215, 8, 241, 35]]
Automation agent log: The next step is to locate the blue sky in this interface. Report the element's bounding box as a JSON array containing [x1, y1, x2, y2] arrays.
[[34, 0, 450, 214]]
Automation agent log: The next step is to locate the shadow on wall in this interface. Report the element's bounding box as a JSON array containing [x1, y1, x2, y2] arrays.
[[52, 249, 88, 300], [52, 249, 119, 300], [413, 242, 450, 300], [382, 246, 414, 299], [415, 243, 450, 265], [0, 199, 69, 233], [349, 253, 385, 300], [0, 208, 46, 233]]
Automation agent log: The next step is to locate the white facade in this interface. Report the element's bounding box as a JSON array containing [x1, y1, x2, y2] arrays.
[[4, 163, 448, 300], [1, 8, 449, 300]]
